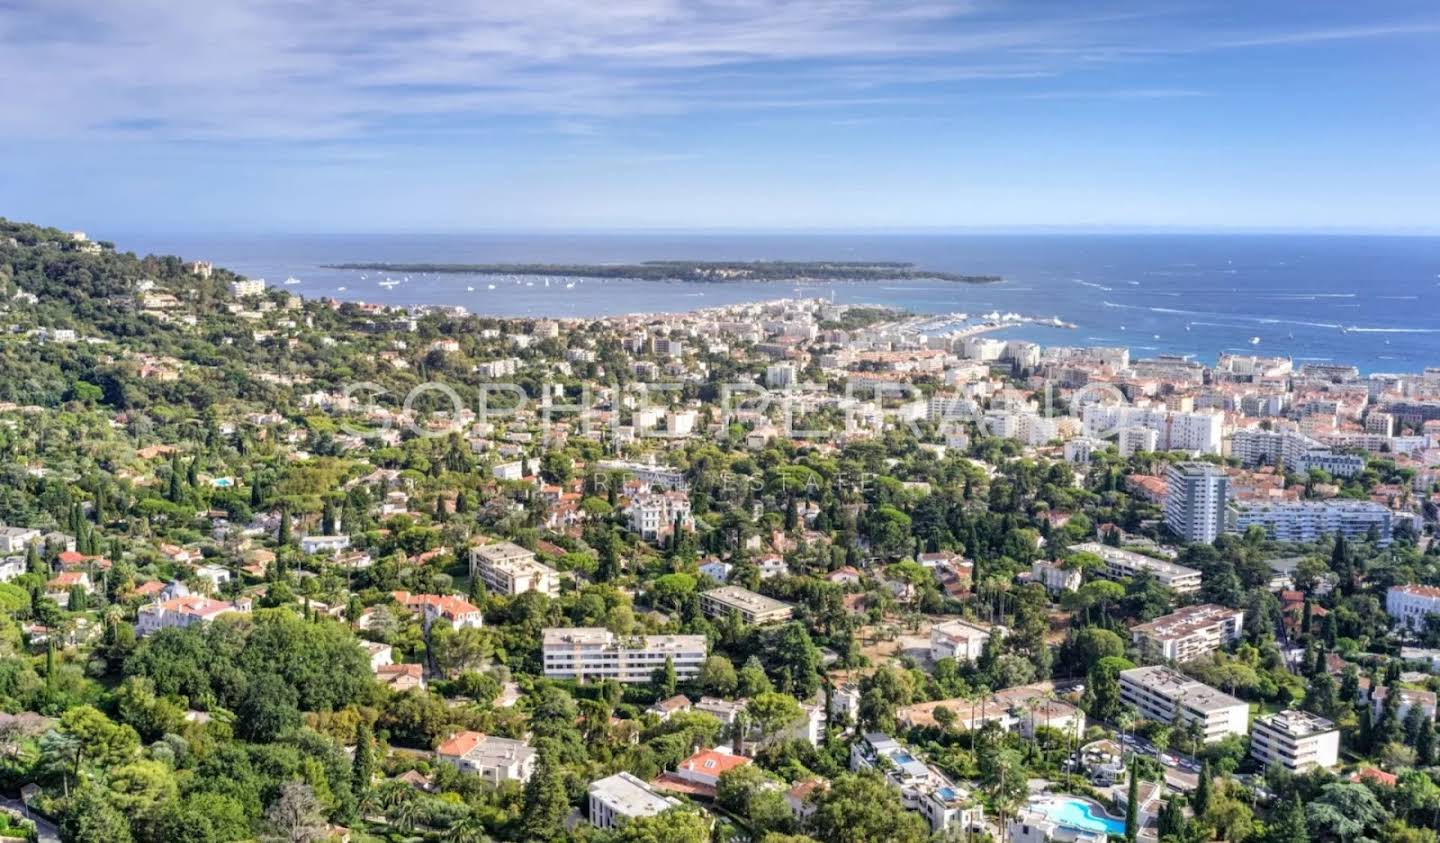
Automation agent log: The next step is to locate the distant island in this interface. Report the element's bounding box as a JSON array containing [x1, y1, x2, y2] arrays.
[[322, 259, 1003, 284]]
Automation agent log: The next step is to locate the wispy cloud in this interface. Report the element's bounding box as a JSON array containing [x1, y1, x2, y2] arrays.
[[0, 1, 1434, 143]]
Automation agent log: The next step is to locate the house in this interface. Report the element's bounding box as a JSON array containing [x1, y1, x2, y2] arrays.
[[666, 748, 751, 797], [436, 731, 536, 785], [786, 779, 826, 822], [362, 641, 393, 671], [136, 595, 252, 636], [45, 571, 92, 604], [826, 566, 862, 586], [929, 619, 995, 663], [376, 663, 426, 692], [647, 694, 693, 722], [588, 772, 680, 830], [391, 591, 484, 630], [195, 564, 232, 591], [301, 535, 351, 555]]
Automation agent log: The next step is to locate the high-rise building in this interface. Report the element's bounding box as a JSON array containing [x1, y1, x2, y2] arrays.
[[1164, 462, 1228, 544]]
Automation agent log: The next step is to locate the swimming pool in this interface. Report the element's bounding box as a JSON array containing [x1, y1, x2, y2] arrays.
[[1039, 797, 1127, 837]]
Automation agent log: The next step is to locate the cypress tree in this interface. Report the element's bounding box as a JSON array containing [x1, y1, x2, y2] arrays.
[[352, 723, 375, 796], [1193, 760, 1212, 817], [1125, 759, 1139, 843]]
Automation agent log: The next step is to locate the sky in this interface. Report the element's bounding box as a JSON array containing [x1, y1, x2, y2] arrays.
[[1, 0, 1438, 234]]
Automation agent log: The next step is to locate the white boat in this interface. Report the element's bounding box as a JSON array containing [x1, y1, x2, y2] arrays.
[[284, 276, 301, 285], [487, 284, 496, 290], [337, 286, 347, 292], [565, 282, 575, 289], [379, 280, 399, 288], [466, 286, 475, 291], [1250, 336, 1260, 345]]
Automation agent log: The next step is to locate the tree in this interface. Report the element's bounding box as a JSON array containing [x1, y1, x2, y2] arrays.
[[264, 782, 327, 843], [352, 722, 375, 797], [1207, 790, 1255, 843], [1194, 760, 1213, 817], [610, 806, 711, 843], [1125, 759, 1140, 843], [699, 656, 738, 696], [808, 772, 928, 843], [1306, 782, 1390, 843], [656, 655, 678, 698], [60, 782, 133, 843], [521, 744, 570, 843], [772, 622, 822, 698], [239, 673, 301, 742], [747, 692, 803, 745], [1158, 796, 1189, 842], [1264, 794, 1307, 843]]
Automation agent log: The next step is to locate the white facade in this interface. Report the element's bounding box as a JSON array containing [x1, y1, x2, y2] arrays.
[[1030, 559, 1082, 594], [628, 492, 693, 541], [588, 772, 680, 829], [1131, 604, 1244, 662], [542, 627, 706, 683], [1069, 542, 1202, 593], [1082, 405, 1223, 454], [470, 541, 560, 597], [929, 619, 994, 663], [136, 596, 252, 636], [700, 586, 794, 624], [300, 534, 351, 555], [437, 732, 537, 785], [1229, 500, 1394, 546], [1119, 665, 1249, 742], [1164, 462, 1228, 544], [850, 732, 984, 834], [1388, 585, 1440, 630], [1249, 710, 1340, 772]]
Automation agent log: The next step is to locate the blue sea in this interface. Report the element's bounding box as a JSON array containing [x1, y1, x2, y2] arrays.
[[122, 232, 1440, 373]]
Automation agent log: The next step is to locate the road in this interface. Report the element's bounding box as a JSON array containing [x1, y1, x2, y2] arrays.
[[1116, 732, 1201, 791], [0, 796, 59, 843]]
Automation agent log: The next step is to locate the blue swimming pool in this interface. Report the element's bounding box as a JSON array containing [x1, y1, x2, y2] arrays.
[[1041, 798, 1127, 837]]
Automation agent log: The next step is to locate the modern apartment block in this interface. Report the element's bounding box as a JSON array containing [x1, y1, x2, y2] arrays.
[[1387, 585, 1440, 630], [1229, 500, 1394, 546], [1249, 710, 1340, 772], [588, 772, 680, 829], [469, 540, 560, 597], [1164, 462, 1228, 544], [1069, 542, 1203, 593], [1081, 405, 1223, 454], [1118, 665, 1249, 742], [1131, 604, 1244, 662], [542, 627, 706, 683], [700, 585, 794, 625]]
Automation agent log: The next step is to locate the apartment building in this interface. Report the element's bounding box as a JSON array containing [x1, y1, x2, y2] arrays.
[[0, 526, 41, 555], [628, 492, 693, 542], [1229, 500, 1394, 546], [1131, 604, 1244, 662], [588, 772, 680, 830], [1081, 405, 1223, 454], [1388, 585, 1440, 631], [596, 459, 690, 492], [1118, 666, 1249, 742], [1249, 710, 1340, 772], [1069, 542, 1203, 594], [542, 627, 706, 683], [700, 585, 794, 625], [470, 541, 560, 597], [1030, 559, 1083, 594], [1165, 462, 1228, 544]]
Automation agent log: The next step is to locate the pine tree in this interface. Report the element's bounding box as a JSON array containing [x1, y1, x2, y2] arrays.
[[1264, 794, 1307, 843], [520, 748, 569, 843], [1194, 760, 1212, 817], [1125, 759, 1139, 843], [322, 499, 336, 536], [657, 655, 677, 697], [352, 723, 375, 797]]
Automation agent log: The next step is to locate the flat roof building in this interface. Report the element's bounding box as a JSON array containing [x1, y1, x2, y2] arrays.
[[470, 541, 560, 597], [1118, 665, 1249, 742], [1069, 542, 1202, 594], [588, 772, 680, 830], [1250, 710, 1340, 772], [1131, 604, 1244, 663], [542, 627, 706, 684], [700, 585, 793, 625]]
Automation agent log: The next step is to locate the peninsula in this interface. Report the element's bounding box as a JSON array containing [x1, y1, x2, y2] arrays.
[[321, 259, 1003, 284]]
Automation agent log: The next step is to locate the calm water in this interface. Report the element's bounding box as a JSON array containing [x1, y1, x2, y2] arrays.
[[122, 232, 1440, 373]]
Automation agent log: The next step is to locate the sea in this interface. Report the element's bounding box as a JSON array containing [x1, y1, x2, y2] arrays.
[[122, 232, 1440, 374]]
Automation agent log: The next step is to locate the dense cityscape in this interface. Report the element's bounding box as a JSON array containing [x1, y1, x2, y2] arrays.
[[0, 219, 1436, 843]]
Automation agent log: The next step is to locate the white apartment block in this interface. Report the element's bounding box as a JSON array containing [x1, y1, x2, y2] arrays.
[[300, 534, 351, 555], [1082, 405, 1223, 455], [1131, 604, 1244, 663], [136, 596, 253, 636], [1249, 710, 1340, 772], [1069, 542, 1202, 594], [1229, 500, 1394, 546], [596, 459, 690, 491], [229, 278, 267, 297], [470, 541, 560, 597], [0, 526, 41, 555], [700, 585, 794, 625], [627, 492, 693, 542], [542, 627, 706, 683], [588, 772, 680, 829], [1165, 462, 1228, 544], [930, 619, 995, 663], [1118, 666, 1249, 742], [1030, 559, 1083, 594], [1387, 585, 1440, 631], [1118, 426, 1159, 457]]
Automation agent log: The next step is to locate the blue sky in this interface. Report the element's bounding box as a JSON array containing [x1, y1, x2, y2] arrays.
[[2, 1, 1438, 233]]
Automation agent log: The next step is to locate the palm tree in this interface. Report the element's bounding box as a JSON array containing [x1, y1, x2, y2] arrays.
[[447, 815, 491, 843]]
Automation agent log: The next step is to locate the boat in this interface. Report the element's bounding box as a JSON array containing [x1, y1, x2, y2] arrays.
[[466, 285, 475, 291], [379, 280, 399, 289], [487, 284, 496, 290], [284, 276, 301, 285], [337, 286, 347, 292], [1250, 336, 1260, 345], [566, 282, 575, 289]]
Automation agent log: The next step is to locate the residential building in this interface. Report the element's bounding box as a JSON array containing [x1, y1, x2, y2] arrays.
[[136, 596, 253, 636], [588, 772, 680, 829], [1229, 500, 1394, 546], [392, 591, 484, 630], [1131, 604, 1244, 662], [700, 586, 794, 625], [0, 526, 41, 554], [1249, 710, 1340, 772], [929, 619, 994, 663], [436, 731, 536, 785], [1069, 542, 1203, 593], [1030, 559, 1082, 594], [850, 732, 984, 834], [1388, 585, 1440, 631], [627, 492, 693, 542], [470, 541, 560, 597], [1369, 687, 1438, 725], [1165, 462, 1228, 544], [1082, 405, 1223, 454], [1118, 666, 1249, 742], [671, 748, 751, 793], [542, 627, 706, 683], [300, 534, 351, 555]]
